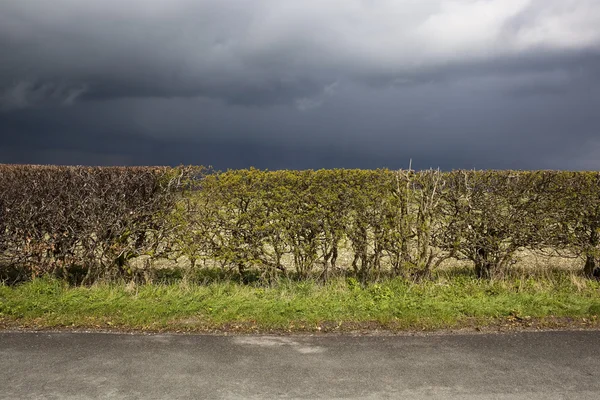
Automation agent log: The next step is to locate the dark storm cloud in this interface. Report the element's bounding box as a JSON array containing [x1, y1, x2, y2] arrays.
[[0, 107, 392, 170], [0, 0, 336, 108], [1, 0, 600, 170], [2, 0, 599, 106]]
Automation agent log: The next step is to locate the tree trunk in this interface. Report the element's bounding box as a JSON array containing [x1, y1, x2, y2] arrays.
[[331, 244, 338, 271], [584, 254, 596, 278], [474, 247, 492, 278], [584, 228, 599, 278], [474, 261, 492, 279]]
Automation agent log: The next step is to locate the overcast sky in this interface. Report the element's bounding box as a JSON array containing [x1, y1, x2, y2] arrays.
[[1, 0, 600, 170]]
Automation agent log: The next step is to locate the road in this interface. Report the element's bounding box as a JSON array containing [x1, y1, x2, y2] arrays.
[[1, 330, 599, 399]]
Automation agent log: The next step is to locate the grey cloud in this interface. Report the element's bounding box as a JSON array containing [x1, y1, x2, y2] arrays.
[[2, 0, 600, 107], [3, 65, 599, 170], [1, 0, 600, 171], [0, 81, 88, 111]]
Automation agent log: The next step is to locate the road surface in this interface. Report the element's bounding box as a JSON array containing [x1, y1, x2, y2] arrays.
[[1, 330, 599, 399]]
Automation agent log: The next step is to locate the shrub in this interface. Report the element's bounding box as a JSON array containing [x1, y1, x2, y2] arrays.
[[0, 165, 188, 283]]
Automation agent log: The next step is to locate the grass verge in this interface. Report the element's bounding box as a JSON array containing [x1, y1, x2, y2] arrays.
[[1, 274, 600, 334]]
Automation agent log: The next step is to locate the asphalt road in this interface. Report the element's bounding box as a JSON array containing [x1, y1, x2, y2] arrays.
[[1, 330, 599, 399]]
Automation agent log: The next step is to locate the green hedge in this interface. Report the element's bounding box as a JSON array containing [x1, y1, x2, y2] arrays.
[[175, 168, 600, 281]]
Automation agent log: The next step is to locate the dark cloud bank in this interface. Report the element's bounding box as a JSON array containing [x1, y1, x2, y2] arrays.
[[1, 0, 600, 170]]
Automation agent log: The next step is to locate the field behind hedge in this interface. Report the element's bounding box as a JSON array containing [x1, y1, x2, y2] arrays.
[[2, 164, 600, 285]]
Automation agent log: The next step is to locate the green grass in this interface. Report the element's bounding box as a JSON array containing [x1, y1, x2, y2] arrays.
[[1, 274, 600, 333]]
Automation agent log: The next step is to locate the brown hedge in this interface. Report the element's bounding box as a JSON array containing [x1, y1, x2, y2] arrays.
[[0, 164, 192, 283]]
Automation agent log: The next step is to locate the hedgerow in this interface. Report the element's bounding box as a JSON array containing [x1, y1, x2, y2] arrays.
[[0, 165, 193, 283], [2, 165, 600, 284]]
